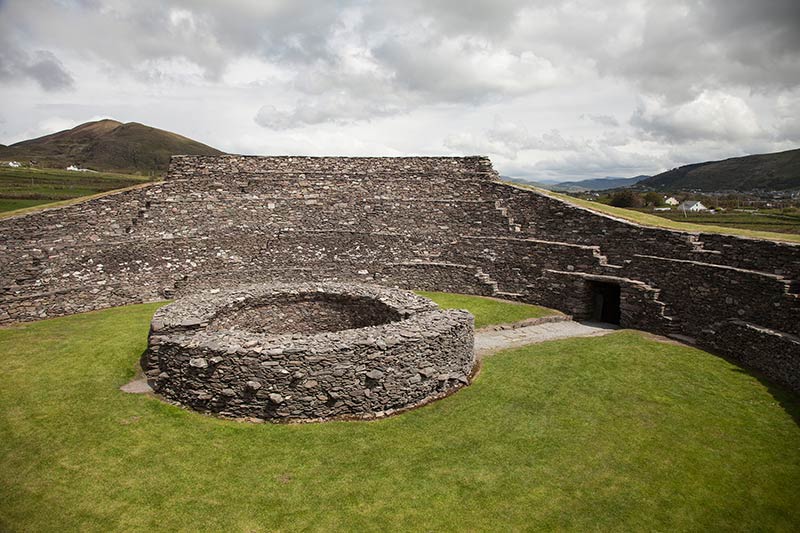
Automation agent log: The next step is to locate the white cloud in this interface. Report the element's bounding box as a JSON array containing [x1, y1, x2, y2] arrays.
[[373, 36, 562, 102], [254, 93, 404, 130], [222, 57, 292, 86], [773, 91, 800, 142], [445, 117, 586, 161], [632, 90, 764, 142]]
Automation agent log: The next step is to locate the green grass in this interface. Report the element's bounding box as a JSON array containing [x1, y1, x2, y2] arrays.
[[643, 209, 800, 235], [0, 166, 152, 214], [0, 198, 51, 211], [507, 181, 800, 243], [1, 302, 798, 532], [417, 291, 558, 328]]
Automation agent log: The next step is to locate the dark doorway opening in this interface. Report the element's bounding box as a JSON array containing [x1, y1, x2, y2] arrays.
[[589, 281, 621, 325]]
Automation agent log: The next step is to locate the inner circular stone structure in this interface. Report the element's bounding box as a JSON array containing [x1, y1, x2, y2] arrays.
[[143, 283, 475, 421]]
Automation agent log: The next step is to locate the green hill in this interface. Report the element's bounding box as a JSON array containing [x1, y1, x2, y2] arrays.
[[550, 175, 650, 192], [0, 119, 224, 175], [638, 148, 800, 191]]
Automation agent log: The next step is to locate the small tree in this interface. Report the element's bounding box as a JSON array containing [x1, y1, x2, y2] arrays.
[[643, 191, 664, 207], [609, 190, 644, 208]]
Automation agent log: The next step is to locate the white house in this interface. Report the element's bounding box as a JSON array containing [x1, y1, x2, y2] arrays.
[[677, 200, 708, 212], [664, 196, 679, 206], [66, 165, 96, 172]]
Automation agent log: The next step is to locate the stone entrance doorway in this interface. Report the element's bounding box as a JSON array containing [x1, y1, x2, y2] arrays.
[[589, 281, 621, 325]]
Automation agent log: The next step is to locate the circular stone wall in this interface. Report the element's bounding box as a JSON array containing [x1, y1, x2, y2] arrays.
[[142, 283, 475, 421]]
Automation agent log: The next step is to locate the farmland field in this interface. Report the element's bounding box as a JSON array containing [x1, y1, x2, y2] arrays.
[[646, 209, 800, 235], [0, 166, 152, 213]]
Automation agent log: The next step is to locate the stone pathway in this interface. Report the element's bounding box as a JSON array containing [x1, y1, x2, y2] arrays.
[[474, 320, 618, 357], [120, 377, 152, 394]]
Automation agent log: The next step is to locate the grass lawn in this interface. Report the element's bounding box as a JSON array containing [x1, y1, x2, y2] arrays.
[[417, 291, 559, 328], [507, 181, 800, 243], [0, 166, 152, 215], [1, 301, 798, 531]]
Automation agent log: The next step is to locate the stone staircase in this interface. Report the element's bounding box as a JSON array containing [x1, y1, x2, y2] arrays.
[[474, 266, 525, 300], [495, 290, 525, 299], [638, 281, 680, 330], [474, 267, 499, 293], [686, 234, 722, 255], [592, 247, 624, 269], [494, 200, 522, 233]]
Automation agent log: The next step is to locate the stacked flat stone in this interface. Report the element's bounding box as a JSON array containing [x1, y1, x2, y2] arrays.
[[143, 283, 475, 421], [1, 155, 798, 394]]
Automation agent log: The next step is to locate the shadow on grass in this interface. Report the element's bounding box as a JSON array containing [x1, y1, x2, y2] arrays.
[[731, 367, 800, 428]]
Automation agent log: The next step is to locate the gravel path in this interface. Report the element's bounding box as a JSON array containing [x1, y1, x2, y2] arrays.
[[475, 320, 618, 356]]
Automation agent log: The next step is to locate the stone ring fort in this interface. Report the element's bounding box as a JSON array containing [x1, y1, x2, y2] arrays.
[[1, 155, 798, 406], [143, 282, 475, 421]]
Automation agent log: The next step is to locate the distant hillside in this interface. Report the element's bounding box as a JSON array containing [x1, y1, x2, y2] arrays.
[[0, 119, 224, 175], [500, 175, 553, 188], [549, 175, 650, 192], [638, 148, 800, 191]]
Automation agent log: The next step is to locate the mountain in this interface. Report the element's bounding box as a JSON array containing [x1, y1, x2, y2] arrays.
[[637, 148, 800, 191], [549, 175, 650, 192], [0, 119, 224, 175]]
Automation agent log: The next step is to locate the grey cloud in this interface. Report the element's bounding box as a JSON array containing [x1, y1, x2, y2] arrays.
[[367, 0, 534, 39], [23, 51, 75, 91], [531, 146, 665, 180], [374, 39, 560, 104], [254, 95, 405, 130], [6, 0, 799, 101], [167, 0, 345, 70], [487, 121, 585, 153], [372, 40, 492, 103], [581, 114, 619, 127], [704, 0, 800, 57], [2, 0, 798, 180], [499, 144, 666, 182], [775, 115, 800, 143], [1, 0, 348, 81], [4, 0, 561, 111], [0, 39, 74, 91], [598, 0, 800, 101], [445, 120, 586, 160], [529, 130, 584, 151]]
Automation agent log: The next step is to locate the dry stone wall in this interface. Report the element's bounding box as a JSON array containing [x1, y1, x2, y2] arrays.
[[0, 155, 798, 393], [143, 283, 475, 420]]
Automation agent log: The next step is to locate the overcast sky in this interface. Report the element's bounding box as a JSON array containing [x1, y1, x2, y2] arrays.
[[1, 0, 798, 181]]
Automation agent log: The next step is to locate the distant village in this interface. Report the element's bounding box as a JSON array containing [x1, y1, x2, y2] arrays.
[[6, 160, 96, 172], [573, 188, 800, 212]]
